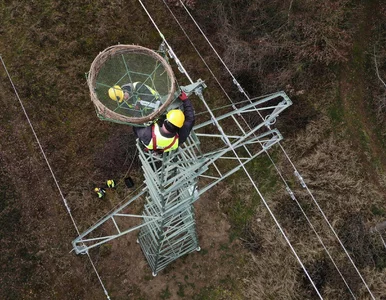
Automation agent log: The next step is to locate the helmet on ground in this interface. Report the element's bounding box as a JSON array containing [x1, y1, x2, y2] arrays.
[[108, 85, 124, 102], [166, 109, 185, 128]]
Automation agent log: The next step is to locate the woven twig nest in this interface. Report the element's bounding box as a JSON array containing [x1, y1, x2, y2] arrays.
[[87, 44, 176, 125]]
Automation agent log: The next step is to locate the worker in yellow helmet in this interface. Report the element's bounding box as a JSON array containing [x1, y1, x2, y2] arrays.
[[133, 91, 195, 153], [94, 187, 106, 199], [106, 179, 115, 189], [108, 82, 160, 110], [108, 85, 125, 103]]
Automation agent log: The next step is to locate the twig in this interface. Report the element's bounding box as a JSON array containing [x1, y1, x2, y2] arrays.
[[288, 0, 294, 23], [375, 228, 386, 250], [374, 45, 386, 89]]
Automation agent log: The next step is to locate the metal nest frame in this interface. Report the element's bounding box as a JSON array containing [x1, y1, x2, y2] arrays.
[[87, 44, 176, 124]]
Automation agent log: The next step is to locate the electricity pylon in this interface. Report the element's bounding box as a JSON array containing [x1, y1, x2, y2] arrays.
[[72, 80, 292, 275]]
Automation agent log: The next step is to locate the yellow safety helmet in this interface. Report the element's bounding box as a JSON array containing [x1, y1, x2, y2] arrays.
[[94, 187, 100, 192], [108, 85, 124, 102], [166, 109, 185, 128]]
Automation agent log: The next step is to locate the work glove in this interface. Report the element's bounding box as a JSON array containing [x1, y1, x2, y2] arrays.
[[179, 91, 188, 101]]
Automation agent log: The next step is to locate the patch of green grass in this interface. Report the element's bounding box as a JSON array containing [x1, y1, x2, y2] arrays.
[[327, 99, 344, 125], [219, 275, 239, 291], [354, 118, 384, 168], [247, 154, 279, 194], [332, 67, 385, 171], [353, 117, 371, 150], [375, 255, 386, 271], [0, 207, 21, 239], [199, 248, 208, 255], [143, 274, 153, 281], [0, 159, 18, 208], [192, 285, 242, 300], [177, 282, 185, 297], [373, 129, 386, 163], [184, 275, 196, 289], [219, 243, 229, 251], [352, 42, 365, 69], [99, 243, 112, 258], [222, 154, 280, 240], [370, 205, 385, 216], [160, 286, 172, 300], [227, 198, 256, 240], [359, 128, 370, 147]]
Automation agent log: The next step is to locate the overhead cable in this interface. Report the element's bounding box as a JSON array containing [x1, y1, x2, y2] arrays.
[[161, 1, 354, 297], [139, 1, 323, 298], [0, 55, 111, 300], [165, 1, 376, 298]]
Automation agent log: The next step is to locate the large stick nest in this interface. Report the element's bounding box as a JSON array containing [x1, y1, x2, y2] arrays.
[[87, 44, 176, 124]]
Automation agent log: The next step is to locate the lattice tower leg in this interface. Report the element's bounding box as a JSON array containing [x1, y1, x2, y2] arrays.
[[137, 144, 204, 275]]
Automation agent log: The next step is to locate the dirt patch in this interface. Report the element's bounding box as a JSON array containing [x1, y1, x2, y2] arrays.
[[338, 0, 386, 176], [85, 185, 245, 299]]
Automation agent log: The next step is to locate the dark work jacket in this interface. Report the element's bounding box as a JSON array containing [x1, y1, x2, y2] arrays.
[[133, 98, 195, 147]]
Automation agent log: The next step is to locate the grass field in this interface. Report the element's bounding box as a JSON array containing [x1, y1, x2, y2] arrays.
[[1, 0, 386, 299]]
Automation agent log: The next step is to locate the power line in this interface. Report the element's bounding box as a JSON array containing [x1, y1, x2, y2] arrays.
[[138, 0, 193, 84], [375, 228, 386, 250], [139, 0, 323, 298], [0, 55, 111, 300], [162, 1, 376, 298], [160, 1, 354, 297], [266, 154, 357, 299]]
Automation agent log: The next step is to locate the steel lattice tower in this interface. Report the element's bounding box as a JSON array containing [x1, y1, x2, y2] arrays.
[[72, 85, 292, 275], [136, 133, 204, 275]]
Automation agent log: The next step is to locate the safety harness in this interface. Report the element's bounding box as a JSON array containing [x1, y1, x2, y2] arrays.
[[145, 123, 179, 153], [151, 125, 179, 152]]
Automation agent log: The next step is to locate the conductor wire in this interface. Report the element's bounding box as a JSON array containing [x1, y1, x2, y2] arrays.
[[165, 1, 375, 298], [0, 55, 111, 300]]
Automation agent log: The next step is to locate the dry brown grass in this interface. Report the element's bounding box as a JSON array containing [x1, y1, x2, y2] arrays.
[[1, 0, 386, 299], [241, 108, 386, 298]]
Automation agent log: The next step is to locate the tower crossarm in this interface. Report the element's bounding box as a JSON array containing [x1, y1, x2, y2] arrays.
[[193, 91, 292, 132], [71, 189, 160, 254], [72, 91, 292, 265], [191, 129, 282, 196], [180, 91, 291, 198]]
